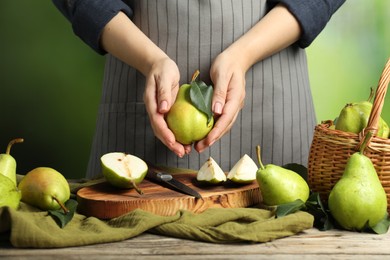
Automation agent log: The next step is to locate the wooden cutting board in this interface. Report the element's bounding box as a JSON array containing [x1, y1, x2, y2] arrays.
[[77, 173, 261, 219]]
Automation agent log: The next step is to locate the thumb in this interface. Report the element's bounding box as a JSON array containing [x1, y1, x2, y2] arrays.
[[157, 79, 179, 114], [211, 77, 228, 116]]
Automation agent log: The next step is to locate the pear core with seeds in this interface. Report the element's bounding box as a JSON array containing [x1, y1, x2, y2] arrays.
[[101, 152, 148, 194]]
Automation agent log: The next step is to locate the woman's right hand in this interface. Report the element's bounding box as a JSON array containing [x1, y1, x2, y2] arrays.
[[143, 57, 192, 158], [101, 11, 191, 157]]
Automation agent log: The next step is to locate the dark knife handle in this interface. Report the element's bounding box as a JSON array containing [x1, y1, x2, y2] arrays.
[[146, 170, 172, 182]]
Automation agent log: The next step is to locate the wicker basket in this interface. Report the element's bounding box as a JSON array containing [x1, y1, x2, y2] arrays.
[[308, 58, 390, 213]]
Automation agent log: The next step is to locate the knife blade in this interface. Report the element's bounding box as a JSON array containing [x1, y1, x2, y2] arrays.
[[146, 168, 202, 199]]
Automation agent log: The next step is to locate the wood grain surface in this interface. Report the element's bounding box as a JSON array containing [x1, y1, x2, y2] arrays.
[[3, 229, 389, 259], [76, 173, 261, 219]]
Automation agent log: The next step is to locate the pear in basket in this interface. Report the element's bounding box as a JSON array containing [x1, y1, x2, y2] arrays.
[[328, 133, 388, 231], [335, 101, 389, 138]]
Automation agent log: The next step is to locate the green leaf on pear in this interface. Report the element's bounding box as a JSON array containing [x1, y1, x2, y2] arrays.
[[49, 199, 78, 228], [189, 77, 213, 124], [364, 213, 390, 234], [305, 193, 333, 231], [275, 199, 306, 217], [275, 192, 334, 231]]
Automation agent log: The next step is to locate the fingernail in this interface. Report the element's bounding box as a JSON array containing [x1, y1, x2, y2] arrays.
[[159, 100, 168, 112], [213, 102, 222, 114]]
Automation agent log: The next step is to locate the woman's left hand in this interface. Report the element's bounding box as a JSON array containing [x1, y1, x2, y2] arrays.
[[194, 49, 247, 153]]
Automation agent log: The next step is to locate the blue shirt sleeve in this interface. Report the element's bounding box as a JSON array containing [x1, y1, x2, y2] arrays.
[[52, 0, 345, 54], [52, 0, 133, 54], [267, 0, 346, 48]]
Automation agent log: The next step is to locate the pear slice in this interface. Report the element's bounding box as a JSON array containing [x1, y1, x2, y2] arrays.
[[227, 154, 257, 184], [197, 157, 226, 184], [101, 152, 148, 194]]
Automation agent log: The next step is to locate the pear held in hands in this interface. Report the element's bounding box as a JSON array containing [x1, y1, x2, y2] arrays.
[[166, 70, 214, 145], [18, 167, 70, 213], [255, 145, 310, 206], [0, 138, 24, 185], [328, 134, 388, 231]]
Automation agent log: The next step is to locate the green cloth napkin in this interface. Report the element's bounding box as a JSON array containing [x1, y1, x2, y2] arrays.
[[0, 202, 313, 248]]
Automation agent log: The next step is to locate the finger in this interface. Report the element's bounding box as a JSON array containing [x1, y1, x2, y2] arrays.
[[144, 78, 186, 157], [147, 106, 186, 157], [184, 144, 192, 154], [210, 72, 229, 116], [156, 76, 180, 114], [195, 75, 244, 152], [195, 106, 240, 153]]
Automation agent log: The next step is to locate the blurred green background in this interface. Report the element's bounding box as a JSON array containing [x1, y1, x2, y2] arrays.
[[1, 1, 389, 179]]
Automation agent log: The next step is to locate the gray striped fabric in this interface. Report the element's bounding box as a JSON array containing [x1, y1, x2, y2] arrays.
[[86, 0, 317, 178]]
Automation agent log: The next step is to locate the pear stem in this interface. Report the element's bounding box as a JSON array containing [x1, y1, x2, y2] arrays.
[[53, 196, 70, 215], [6, 138, 24, 155], [122, 154, 144, 195], [256, 145, 265, 170], [132, 181, 144, 195], [359, 131, 373, 154], [367, 87, 375, 102], [191, 70, 200, 82]]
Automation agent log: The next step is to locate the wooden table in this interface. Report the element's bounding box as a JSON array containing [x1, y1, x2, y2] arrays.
[[1, 228, 389, 259]]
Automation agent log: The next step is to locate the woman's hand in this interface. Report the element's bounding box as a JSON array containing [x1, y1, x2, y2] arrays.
[[195, 4, 301, 152], [194, 49, 246, 153], [143, 57, 192, 158], [101, 11, 191, 157]]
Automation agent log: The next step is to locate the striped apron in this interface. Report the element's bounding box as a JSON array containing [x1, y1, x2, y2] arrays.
[[86, 0, 317, 178]]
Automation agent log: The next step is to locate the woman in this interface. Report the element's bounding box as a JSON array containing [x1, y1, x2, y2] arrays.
[[52, 0, 345, 178]]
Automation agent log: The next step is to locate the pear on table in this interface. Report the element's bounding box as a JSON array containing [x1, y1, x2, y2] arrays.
[[18, 167, 70, 214], [227, 154, 258, 184], [0, 138, 24, 185], [328, 133, 388, 231], [197, 157, 226, 184], [101, 152, 148, 195], [255, 145, 309, 206]]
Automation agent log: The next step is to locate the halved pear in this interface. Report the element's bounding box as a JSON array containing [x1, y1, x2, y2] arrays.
[[227, 154, 257, 184], [197, 157, 226, 184], [101, 152, 148, 194]]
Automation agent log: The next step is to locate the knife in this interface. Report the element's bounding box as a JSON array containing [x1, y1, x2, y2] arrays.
[[145, 166, 202, 199]]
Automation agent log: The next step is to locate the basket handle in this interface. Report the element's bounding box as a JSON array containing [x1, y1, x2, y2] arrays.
[[358, 58, 390, 149]]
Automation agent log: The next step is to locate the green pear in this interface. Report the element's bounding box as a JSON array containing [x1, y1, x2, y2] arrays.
[[101, 152, 148, 194], [0, 173, 21, 209], [227, 154, 258, 184], [255, 146, 309, 206], [18, 167, 70, 213], [0, 138, 24, 185], [328, 142, 387, 231], [197, 157, 226, 184], [335, 101, 389, 138], [166, 71, 214, 145]]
